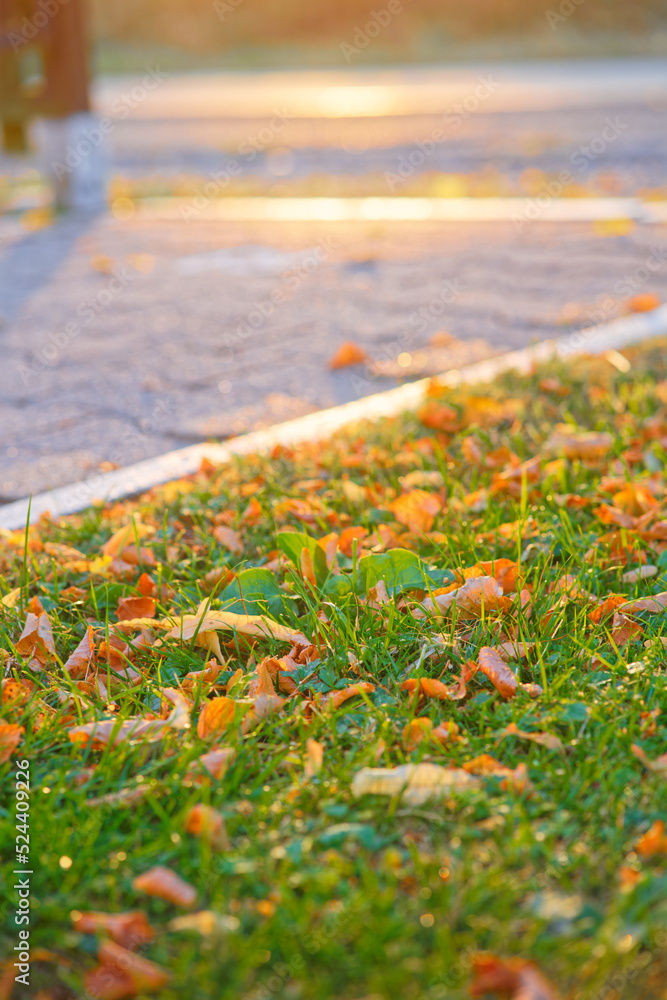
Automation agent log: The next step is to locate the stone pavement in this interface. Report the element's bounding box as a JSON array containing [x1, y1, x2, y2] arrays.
[[1, 60, 667, 501], [1, 213, 667, 501]]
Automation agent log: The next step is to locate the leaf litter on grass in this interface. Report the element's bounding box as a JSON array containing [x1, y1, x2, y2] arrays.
[[2, 339, 667, 996]]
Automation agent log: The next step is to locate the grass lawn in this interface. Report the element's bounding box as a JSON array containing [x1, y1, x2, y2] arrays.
[[2, 338, 667, 999]]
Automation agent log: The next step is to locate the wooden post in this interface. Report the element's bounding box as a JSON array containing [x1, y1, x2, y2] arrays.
[[0, 0, 107, 210]]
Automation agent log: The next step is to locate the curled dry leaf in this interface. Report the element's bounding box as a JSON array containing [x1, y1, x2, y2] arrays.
[[304, 738, 324, 778], [133, 865, 197, 907], [197, 696, 237, 739], [165, 607, 310, 647], [0, 722, 24, 763], [389, 489, 442, 534], [71, 910, 155, 949], [63, 626, 96, 679], [68, 689, 188, 748], [470, 953, 561, 1000], [494, 641, 534, 661], [476, 646, 542, 700], [194, 746, 236, 780], [632, 743, 667, 775], [402, 717, 433, 751], [416, 576, 505, 620], [182, 660, 223, 694], [213, 525, 243, 554], [498, 722, 564, 752], [16, 595, 56, 665], [351, 762, 478, 805], [622, 565, 658, 583], [116, 595, 156, 621], [620, 592, 667, 614], [86, 940, 169, 996], [547, 426, 613, 461], [328, 341, 368, 369], [326, 682, 375, 710], [401, 677, 454, 701], [185, 804, 229, 849], [634, 820, 667, 858]]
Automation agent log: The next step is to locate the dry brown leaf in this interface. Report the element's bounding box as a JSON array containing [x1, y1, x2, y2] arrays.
[[197, 696, 237, 739], [213, 525, 243, 554], [401, 677, 454, 701], [133, 865, 197, 907], [634, 820, 667, 857], [389, 490, 442, 534], [71, 910, 155, 949], [194, 746, 236, 780], [402, 717, 433, 751], [548, 426, 613, 461], [87, 940, 170, 996], [116, 595, 156, 621], [632, 742, 667, 775], [416, 576, 505, 619], [0, 722, 24, 763], [16, 595, 55, 665], [326, 682, 375, 711], [165, 607, 310, 647], [498, 722, 564, 752], [185, 804, 229, 849], [351, 762, 478, 805], [470, 953, 561, 999], [63, 626, 96, 679], [476, 646, 542, 700], [328, 341, 368, 369], [620, 592, 667, 614], [304, 738, 324, 778]]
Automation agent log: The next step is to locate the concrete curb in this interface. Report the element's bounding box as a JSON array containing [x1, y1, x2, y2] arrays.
[[2, 305, 667, 531]]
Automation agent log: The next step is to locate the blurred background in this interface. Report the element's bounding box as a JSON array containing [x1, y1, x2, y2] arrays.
[[1, 0, 667, 502]]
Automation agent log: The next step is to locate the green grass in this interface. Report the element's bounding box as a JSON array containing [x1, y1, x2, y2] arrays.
[[2, 339, 667, 998]]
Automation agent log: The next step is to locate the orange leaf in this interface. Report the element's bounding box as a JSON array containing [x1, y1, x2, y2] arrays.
[[402, 717, 433, 751], [0, 722, 24, 764], [63, 627, 96, 679], [327, 682, 375, 710], [116, 595, 156, 621], [401, 677, 453, 701], [132, 865, 197, 907], [197, 696, 237, 739], [627, 292, 660, 313], [16, 595, 55, 665], [389, 489, 442, 533], [470, 954, 561, 999], [185, 804, 229, 848], [96, 940, 170, 991], [635, 819, 667, 858], [476, 646, 542, 700], [328, 341, 368, 369], [71, 910, 154, 949], [304, 738, 324, 778], [213, 525, 243, 554]]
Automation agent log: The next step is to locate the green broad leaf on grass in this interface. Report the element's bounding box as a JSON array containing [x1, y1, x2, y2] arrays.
[[277, 531, 329, 585], [357, 548, 456, 596], [219, 567, 292, 616]]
